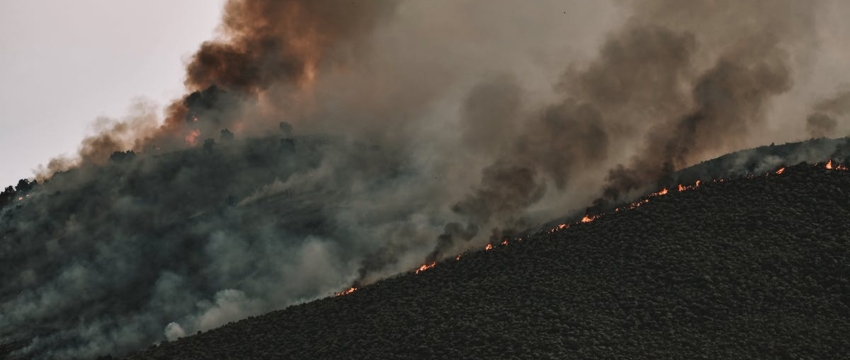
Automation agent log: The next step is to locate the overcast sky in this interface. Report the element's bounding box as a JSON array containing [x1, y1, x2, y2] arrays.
[[0, 0, 224, 187]]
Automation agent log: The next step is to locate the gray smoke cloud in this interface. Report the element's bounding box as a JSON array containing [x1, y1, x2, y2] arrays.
[[2, 0, 850, 358], [805, 88, 850, 137]]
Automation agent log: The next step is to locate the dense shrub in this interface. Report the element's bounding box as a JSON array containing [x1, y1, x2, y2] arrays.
[[124, 164, 850, 359]]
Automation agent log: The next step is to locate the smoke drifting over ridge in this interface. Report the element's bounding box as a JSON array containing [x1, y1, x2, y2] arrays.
[[3, 0, 850, 358]]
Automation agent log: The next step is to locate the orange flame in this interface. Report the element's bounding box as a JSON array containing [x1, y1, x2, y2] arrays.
[[335, 287, 357, 297], [824, 160, 848, 170], [775, 167, 785, 175], [185, 129, 201, 146], [629, 198, 650, 210], [678, 184, 686, 192], [652, 188, 669, 196], [581, 214, 598, 223], [485, 244, 493, 251], [415, 262, 436, 274], [456, 255, 461, 261], [550, 223, 569, 233]]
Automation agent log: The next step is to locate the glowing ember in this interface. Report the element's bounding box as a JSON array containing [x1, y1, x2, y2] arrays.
[[456, 255, 461, 261], [415, 262, 436, 274], [695, 180, 701, 187], [775, 167, 786, 175], [629, 198, 650, 210], [335, 287, 357, 297], [549, 223, 570, 233], [826, 160, 834, 170], [581, 214, 598, 223], [678, 184, 686, 192], [185, 129, 201, 146], [501, 239, 509, 246], [485, 244, 493, 251], [652, 188, 669, 196]]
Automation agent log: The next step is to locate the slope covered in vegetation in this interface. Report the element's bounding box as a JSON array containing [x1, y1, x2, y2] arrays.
[[122, 163, 850, 359]]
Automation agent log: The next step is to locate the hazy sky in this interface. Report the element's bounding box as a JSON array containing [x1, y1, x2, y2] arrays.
[[0, 0, 224, 187]]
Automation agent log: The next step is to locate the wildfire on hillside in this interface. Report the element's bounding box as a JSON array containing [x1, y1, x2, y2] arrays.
[[335, 162, 850, 297]]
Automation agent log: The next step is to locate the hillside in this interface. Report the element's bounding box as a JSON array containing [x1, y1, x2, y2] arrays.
[[2, 137, 849, 360], [118, 162, 850, 359]]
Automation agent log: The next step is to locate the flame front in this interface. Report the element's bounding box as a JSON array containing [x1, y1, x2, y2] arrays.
[[335, 165, 835, 300], [415, 262, 436, 274], [581, 214, 598, 223], [335, 287, 357, 297], [824, 159, 848, 170]]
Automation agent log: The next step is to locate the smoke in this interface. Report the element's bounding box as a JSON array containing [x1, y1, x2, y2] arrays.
[[806, 113, 838, 138], [3, 0, 850, 358], [587, 0, 813, 203], [804, 89, 850, 137]]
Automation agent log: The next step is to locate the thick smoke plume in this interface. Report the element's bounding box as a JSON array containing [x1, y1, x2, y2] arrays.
[[3, 0, 850, 358]]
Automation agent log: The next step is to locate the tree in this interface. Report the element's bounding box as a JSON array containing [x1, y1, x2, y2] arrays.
[[204, 138, 216, 152], [0, 185, 15, 207], [110, 150, 136, 163], [15, 179, 35, 193], [220, 129, 234, 141]]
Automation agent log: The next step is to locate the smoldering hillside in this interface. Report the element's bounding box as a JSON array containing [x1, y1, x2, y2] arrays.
[[2, 0, 850, 358]]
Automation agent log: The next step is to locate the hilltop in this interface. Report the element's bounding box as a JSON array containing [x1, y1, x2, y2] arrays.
[[2, 136, 849, 359], [122, 162, 850, 359]]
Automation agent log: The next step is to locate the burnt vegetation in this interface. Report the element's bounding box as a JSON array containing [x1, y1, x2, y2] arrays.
[[112, 161, 850, 360]]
